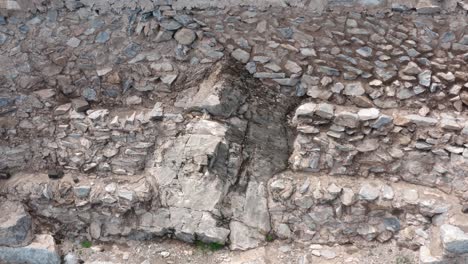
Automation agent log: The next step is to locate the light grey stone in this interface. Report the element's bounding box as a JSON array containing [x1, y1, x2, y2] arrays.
[[356, 46, 372, 58], [315, 103, 334, 119], [440, 224, 468, 254], [358, 183, 380, 201], [358, 108, 380, 121], [344, 82, 365, 96], [231, 49, 250, 63], [418, 70, 432, 87], [229, 221, 264, 250]]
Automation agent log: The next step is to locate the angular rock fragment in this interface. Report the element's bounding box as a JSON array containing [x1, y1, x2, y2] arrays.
[[440, 224, 468, 255], [183, 63, 247, 117], [0, 200, 33, 247]]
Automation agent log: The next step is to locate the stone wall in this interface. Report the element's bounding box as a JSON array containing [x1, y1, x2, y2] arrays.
[[0, 0, 467, 263]]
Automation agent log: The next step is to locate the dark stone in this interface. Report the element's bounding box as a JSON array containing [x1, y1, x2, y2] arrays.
[[18, 25, 29, 33], [0, 97, 14, 107], [123, 43, 141, 58], [278, 27, 294, 39], [0, 171, 11, 180], [462, 204, 468, 214], [383, 217, 401, 232], [0, 16, 6, 25], [82, 87, 97, 101], [48, 169, 64, 179]]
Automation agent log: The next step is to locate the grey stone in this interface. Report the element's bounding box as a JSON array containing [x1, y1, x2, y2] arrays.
[[356, 138, 379, 152], [73, 186, 91, 199], [273, 78, 299, 86], [285, 60, 302, 74], [402, 62, 422, 75], [418, 70, 432, 87], [405, 114, 438, 126], [95, 31, 110, 43], [347, 28, 370, 35], [254, 72, 286, 79], [344, 82, 365, 96], [0, 234, 60, 264], [72, 99, 89, 112], [82, 87, 97, 102], [341, 188, 355, 206], [0, 33, 8, 45], [245, 62, 256, 74], [318, 66, 340, 76], [174, 28, 196, 45], [315, 103, 334, 119], [334, 112, 359, 128], [356, 46, 372, 58], [174, 15, 194, 26], [294, 102, 317, 120], [0, 200, 32, 247], [331, 82, 344, 93], [381, 185, 394, 200], [184, 64, 247, 117], [64, 253, 78, 264], [241, 181, 271, 233], [155, 30, 174, 42], [440, 118, 461, 130], [441, 32, 456, 43], [276, 224, 292, 239], [229, 221, 264, 250], [160, 19, 182, 31], [278, 27, 293, 39], [300, 48, 317, 57], [231, 49, 250, 63], [196, 213, 230, 245], [66, 37, 81, 48], [419, 246, 442, 264], [383, 217, 400, 232], [358, 183, 380, 201], [440, 224, 468, 254], [375, 68, 397, 83]]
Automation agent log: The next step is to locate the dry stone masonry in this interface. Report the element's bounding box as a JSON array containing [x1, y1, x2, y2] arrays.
[[0, 0, 467, 263]]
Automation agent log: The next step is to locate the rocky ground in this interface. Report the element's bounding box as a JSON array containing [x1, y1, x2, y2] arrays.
[[0, 0, 468, 263], [61, 238, 420, 264]]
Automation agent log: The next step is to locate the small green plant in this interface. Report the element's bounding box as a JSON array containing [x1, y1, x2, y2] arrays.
[[395, 255, 413, 264], [265, 233, 275, 242], [194, 240, 224, 251], [81, 240, 92, 248]]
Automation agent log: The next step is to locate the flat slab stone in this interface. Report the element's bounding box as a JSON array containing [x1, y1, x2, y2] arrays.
[[0, 234, 60, 264]]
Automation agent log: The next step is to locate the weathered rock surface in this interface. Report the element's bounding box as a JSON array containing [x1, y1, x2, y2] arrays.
[[0, 200, 33, 247], [0, 234, 60, 264]]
